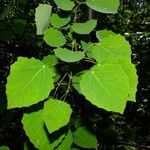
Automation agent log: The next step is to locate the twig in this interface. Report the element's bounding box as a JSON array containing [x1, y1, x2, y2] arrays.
[[54, 73, 68, 97]]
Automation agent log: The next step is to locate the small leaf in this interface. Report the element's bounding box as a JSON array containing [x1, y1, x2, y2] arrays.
[[6, 57, 54, 108], [86, 0, 120, 14], [79, 64, 130, 113], [54, 0, 75, 11], [92, 34, 131, 64], [42, 99, 72, 133], [54, 47, 85, 62], [43, 28, 66, 47], [22, 110, 51, 150], [42, 55, 58, 67], [51, 14, 71, 28], [96, 30, 115, 40], [57, 130, 73, 150], [73, 126, 97, 148], [35, 4, 52, 35], [71, 20, 97, 34]]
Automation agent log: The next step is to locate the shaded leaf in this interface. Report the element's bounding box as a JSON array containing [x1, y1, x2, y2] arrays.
[[54, 47, 85, 62], [71, 20, 97, 34], [51, 14, 71, 28], [57, 130, 73, 150], [6, 57, 54, 108], [43, 28, 66, 47], [22, 110, 51, 150], [54, 0, 75, 11], [86, 0, 119, 14], [35, 4, 52, 35], [42, 99, 72, 133], [73, 126, 97, 148]]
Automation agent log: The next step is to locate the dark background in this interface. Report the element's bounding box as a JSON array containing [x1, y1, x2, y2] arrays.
[[0, 0, 150, 149]]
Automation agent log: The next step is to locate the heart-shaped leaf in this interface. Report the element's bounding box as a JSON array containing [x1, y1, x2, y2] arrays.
[[6, 57, 54, 108], [42, 99, 72, 133]]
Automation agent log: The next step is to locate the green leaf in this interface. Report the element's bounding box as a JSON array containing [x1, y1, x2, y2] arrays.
[[35, 4, 52, 35], [6, 57, 54, 108], [79, 64, 130, 113], [71, 20, 97, 34], [57, 130, 73, 150], [43, 28, 66, 47], [22, 110, 51, 150], [86, 0, 119, 14], [42, 55, 58, 67], [96, 30, 116, 40], [42, 99, 72, 133], [81, 41, 94, 57], [103, 57, 138, 101], [0, 146, 9, 150], [92, 34, 131, 64], [54, 0, 75, 11], [0, 4, 14, 20], [51, 14, 71, 28], [12, 19, 27, 35], [73, 126, 97, 149], [54, 47, 85, 62]]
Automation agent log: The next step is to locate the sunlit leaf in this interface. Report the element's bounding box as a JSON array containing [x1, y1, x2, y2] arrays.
[[79, 64, 130, 113], [54, 47, 85, 62], [96, 30, 115, 40], [86, 0, 119, 14], [42, 99, 72, 133], [71, 20, 97, 34], [35, 4, 52, 35], [43, 28, 66, 47], [92, 34, 131, 64], [6, 57, 54, 108]]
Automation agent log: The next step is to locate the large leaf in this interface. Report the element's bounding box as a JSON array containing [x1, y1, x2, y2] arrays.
[[51, 14, 71, 28], [54, 47, 85, 62], [73, 126, 97, 149], [86, 0, 119, 14], [35, 4, 52, 35], [102, 57, 138, 101], [79, 64, 130, 113], [22, 110, 51, 150], [71, 20, 97, 34], [42, 99, 72, 133], [92, 34, 131, 64], [54, 0, 75, 11], [43, 28, 66, 47], [6, 57, 54, 108]]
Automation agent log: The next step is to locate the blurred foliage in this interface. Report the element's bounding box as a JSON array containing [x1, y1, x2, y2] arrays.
[[0, 0, 150, 149]]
